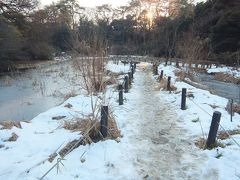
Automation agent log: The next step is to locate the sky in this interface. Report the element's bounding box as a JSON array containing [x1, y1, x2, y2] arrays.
[[40, 0, 130, 8]]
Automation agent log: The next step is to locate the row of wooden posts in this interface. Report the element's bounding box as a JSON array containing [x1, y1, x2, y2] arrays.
[[155, 66, 222, 149], [153, 63, 173, 91], [100, 62, 137, 138], [181, 87, 222, 148], [101, 62, 223, 148]]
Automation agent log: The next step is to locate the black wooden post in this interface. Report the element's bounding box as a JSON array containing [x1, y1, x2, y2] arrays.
[[130, 62, 133, 71], [100, 106, 108, 138], [153, 64, 158, 75], [118, 84, 123, 105], [152, 64, 156, 74], [124, 76, 129, 93], [134, 63, 137, 70], [128, 72, 132, 85], [131, 67, 134, 78], [160, 70, 163, 80], [155, 65, 158, 75], [230, 99, 233, 122], [167, 76, 171, 91], [181, 88, 187, 110], [206, 111, 221, 148]]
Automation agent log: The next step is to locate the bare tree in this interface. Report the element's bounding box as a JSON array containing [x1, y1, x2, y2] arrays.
[[176, 30, 209, 70]]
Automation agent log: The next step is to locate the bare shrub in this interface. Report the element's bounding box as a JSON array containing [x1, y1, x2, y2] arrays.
[[73, 56, 106, 94], [176, 29, 209, 70]]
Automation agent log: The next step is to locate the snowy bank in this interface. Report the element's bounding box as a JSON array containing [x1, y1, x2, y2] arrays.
[[207, 66, 240, 78], [158, 63, 240, 179]]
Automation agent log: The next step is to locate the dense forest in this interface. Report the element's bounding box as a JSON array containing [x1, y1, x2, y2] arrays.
[[0, 0, 239, 71]]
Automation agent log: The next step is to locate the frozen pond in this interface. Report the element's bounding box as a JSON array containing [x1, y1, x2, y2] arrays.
[[0, 60, 82, 121], [197, 73, 240, 104]]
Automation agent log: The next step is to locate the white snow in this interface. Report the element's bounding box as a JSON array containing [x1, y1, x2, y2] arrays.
[[0, 60, 240, 179], [207, 66, 240, 78], [158, 63, 240, 180]]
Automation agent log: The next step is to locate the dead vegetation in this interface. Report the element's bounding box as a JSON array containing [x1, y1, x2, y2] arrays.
[[218, 130, 240, 140], [195, 129, 240, 149], [59, 115, 121, 158], [73, 56, 106, 94], [64, 91, 78, 101], [48, 152, 58, 163], [174, 69, 198, 83], [0, 121, 22, 130], [158, 78, 177, 91], [174, 70, 187, 81], [214, 73, 240, 84], [104, 76, 117, 86], [195, 138, 206, 149], [226, 102, 240, 114], [106, 70, 125, 78], [195, 138, 225, 149]]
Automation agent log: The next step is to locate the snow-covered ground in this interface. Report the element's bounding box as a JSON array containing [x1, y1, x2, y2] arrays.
[[158, 63, 240, 179], [0, 61, 240, 179], [207, 66, 240, 78]]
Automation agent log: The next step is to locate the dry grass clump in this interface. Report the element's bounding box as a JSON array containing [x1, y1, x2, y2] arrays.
[[0, 121, 22, 130], [195, 138, 206, 149], [158, 78, 177, 92], [218, 130, 240, 140], [226, 102, 240, 114], [195, 137, 225, 149], [60, 116, 121, 157], [64, 119, 99, 135], [214, 73, 240, 84], [63, 116, 121, 140], [174, 69, 196, 82]]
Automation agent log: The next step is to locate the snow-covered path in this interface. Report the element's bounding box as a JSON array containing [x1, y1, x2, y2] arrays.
[[1, 62, 224, 179], [118, 63, 215, 179]]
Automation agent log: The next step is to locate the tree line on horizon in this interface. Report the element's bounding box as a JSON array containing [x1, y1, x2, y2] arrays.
[[0, 0, 239, 71]]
